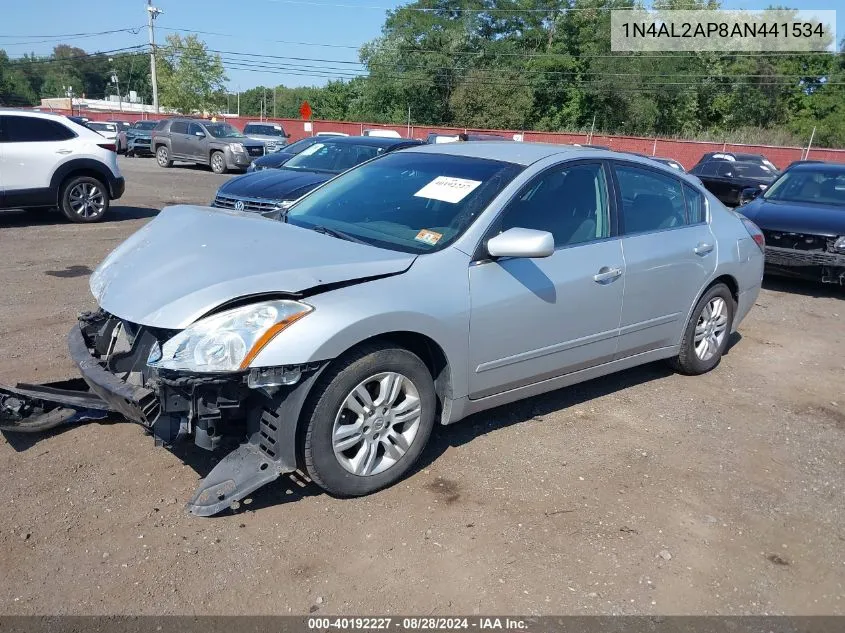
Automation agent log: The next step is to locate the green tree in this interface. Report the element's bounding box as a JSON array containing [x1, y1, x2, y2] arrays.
[[158, 34, 227, 114]]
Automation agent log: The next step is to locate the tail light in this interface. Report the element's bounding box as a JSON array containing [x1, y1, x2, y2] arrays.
[[741, 217, 765, 252], [98, 142, 116, 152]]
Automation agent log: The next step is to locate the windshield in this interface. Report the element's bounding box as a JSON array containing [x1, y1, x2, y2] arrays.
[[132, 121, 157, 131], [286, 152, 523, 254], [283, 137, 320, 154], [283, 142, 385, 174], [245, 124, 286, 137], [763, 168, 845, 206], [732, 162, 774, 178], [204, 123, 245, 139]]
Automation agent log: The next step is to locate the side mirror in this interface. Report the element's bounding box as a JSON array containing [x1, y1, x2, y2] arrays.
[[739, 186, 761, 206], [195, 131, 206, 138], [286, 133, 291, 138], [486, 227, 554, 259]]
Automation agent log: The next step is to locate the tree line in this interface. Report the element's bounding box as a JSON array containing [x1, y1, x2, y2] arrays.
[[2, 0, 843, 148]]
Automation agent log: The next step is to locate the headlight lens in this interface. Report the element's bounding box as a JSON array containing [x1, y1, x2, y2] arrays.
[[834, 236, 845, 253], [231, 142, 246, 154], [149, 300, 312, 372]]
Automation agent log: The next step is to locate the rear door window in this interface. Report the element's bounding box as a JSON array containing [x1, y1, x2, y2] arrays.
[[614, 163, 687, 234], [170, 121, 188, 134], [683, 184, 707, 224], [3, 116, 76, 142]]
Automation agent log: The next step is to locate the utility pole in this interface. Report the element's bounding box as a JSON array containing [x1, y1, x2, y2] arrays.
[[147, 0, 163, 114], [108, 57, 121, 112], [273, 87, 276, 119], [237, 88, 240, 117]]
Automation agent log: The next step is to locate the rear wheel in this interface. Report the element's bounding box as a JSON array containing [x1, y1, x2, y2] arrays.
[[156, 146, 172, 168], [210, 151, 227, 174], [60, 176, 109, 223], [669, 283, 734, 375], [302, 343, 436, 497]]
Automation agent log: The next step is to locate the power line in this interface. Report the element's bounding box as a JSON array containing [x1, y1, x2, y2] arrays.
[[0, 26, 145, 41], [6, 45, 149, 65]]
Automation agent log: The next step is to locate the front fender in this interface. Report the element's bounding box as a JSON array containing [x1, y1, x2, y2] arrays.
[[248, 248, 473, 399]]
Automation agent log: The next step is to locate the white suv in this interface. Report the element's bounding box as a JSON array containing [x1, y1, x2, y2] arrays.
[[0, 111, 125, 222]]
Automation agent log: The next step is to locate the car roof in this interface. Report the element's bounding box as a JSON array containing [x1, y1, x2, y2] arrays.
[[406, 141, 612, 166], [312, 135, 422, 148], [787, 162, 845, 174]]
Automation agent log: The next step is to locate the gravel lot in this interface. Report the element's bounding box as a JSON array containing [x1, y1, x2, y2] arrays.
[[0, 157, 843, 616]]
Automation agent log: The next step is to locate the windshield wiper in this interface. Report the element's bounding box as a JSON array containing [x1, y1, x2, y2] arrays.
[[309, 225, 369, 245]]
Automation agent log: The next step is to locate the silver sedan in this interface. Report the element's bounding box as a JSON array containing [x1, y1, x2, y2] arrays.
[[77, 142, 765, 514]]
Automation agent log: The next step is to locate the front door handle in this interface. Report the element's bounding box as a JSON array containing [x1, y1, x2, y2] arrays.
[[56, 149, 73, 155], [694, 242, 714, 256], [593, 266, 623, 283]]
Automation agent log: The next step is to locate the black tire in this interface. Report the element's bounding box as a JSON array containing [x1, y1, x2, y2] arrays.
[[669, 283, 735, 375], [156, 145, 172, 168], [210, 151, 227, 174], [59, 175, 109, 223], [302, 343, 437, 497]]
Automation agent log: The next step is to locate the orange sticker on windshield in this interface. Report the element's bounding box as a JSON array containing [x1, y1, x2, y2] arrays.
[[415, 229, 443, 246]]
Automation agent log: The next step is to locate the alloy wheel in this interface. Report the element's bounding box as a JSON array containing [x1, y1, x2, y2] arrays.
[[332, 372, 422, 476], [694, 297, 728, 361], [67, 182, 105, 219]]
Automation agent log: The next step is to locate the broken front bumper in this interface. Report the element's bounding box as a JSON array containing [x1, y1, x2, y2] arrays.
[[66, 313, 327, 516], [764, 246, 845, 284], [68, 324, 159, 425]]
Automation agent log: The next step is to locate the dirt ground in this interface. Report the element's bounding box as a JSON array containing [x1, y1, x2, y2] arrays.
[[0, 157, 843, 616]]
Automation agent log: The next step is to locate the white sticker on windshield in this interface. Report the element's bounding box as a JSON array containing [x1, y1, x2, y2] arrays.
[[414, 176, 482, 204], [299, 143, 325, 156]]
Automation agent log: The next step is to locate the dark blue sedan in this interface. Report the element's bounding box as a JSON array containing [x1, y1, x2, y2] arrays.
[[213, 136, 423, 217], [739, 162, 845, 285]]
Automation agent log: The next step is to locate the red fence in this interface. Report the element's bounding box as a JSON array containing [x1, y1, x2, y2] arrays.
[[54, 108, 845, 171]]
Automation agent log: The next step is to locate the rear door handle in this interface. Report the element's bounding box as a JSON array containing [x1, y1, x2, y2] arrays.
[[694, 242, 714, 256], [593, 266, 623, 283]]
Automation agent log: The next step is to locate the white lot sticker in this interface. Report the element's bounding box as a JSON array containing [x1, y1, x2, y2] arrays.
[[414, 176, 482, 204]]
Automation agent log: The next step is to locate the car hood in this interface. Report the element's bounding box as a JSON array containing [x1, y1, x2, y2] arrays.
[[219, 168, 332, 201], [741, 198, 845, 236], [247, 134, 285, 142], [90, 205, 416, 329], [252, 152, 295, 169]]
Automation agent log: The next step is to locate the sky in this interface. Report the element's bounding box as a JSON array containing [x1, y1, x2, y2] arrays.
[[0, 0, 841, 93]]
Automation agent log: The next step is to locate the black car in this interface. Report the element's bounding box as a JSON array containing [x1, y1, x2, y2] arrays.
[[739, 162, 845, 285], [689, 159, 777, 206], [693, 151, 780, 175], [247, 136, 325, 172], [213, 136, 424, 217]]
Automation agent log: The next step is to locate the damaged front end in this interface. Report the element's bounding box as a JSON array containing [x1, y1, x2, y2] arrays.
[[762, 232, 845, 285], [3, 310, 326, 517]]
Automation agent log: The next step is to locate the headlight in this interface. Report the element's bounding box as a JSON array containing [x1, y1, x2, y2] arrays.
[[231, 143, 246, 154], [148, 300, 312, 372], [834, 236, 845, 253]]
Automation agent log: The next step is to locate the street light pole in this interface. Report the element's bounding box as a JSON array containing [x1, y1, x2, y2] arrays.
[[147, 0, 163, 114]]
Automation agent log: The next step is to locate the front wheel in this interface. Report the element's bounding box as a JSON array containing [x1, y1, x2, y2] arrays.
[[302, 344, 437, 497], [669, 283, 734, 375], [156, 146, 172, 168], [210, 151, 227, 174], [59, 176, 109, 223]]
